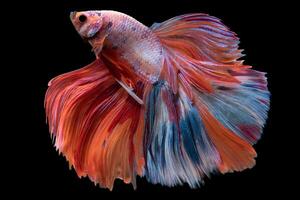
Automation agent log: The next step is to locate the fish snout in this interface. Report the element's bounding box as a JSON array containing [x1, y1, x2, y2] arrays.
[[70, 11, 77, 20]]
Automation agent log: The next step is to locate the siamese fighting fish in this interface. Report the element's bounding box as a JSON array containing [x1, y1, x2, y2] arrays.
[[45, 10, 270, 190]]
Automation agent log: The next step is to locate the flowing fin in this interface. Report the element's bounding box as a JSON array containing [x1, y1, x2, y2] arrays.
[[149, 14, 270, 176], [152, 13, 244, 65], [143, 81, 220, 187], [152, 13, 246, 97], [45, 59, 145, 189]]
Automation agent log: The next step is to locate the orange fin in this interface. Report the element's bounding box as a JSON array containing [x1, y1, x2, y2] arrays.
[[197, 101, 257, 173]]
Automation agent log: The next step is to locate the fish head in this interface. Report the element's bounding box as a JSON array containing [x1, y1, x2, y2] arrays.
[[70, 11, 103, 39], [70, 11, 110, 54]]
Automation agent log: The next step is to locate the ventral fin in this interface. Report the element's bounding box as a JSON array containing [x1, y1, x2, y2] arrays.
[[116, 79, 144, 105]]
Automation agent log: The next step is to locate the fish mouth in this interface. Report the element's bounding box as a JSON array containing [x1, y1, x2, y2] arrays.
[[70, 11, 77, 20]]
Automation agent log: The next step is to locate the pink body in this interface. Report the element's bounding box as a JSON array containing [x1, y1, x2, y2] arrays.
[[71, 10, 163, 83]]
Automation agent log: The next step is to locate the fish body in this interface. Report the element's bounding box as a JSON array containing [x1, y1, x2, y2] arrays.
[[45, 10, 270, 190], [71, 11, 163, 83]]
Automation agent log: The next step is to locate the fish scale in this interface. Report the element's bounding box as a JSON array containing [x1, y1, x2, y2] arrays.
[[102, 11, 163, 83]]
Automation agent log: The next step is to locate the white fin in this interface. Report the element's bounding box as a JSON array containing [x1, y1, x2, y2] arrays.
[[115, 79, 144, 105]]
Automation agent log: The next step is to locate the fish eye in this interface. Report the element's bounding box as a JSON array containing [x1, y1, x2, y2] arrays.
[[78, 15, 87, 23]]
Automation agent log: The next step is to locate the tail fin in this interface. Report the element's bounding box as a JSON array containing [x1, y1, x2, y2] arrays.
[[143, 81, 220, 187], [45, 59, 145, 189], [145, 13, 270, 181]]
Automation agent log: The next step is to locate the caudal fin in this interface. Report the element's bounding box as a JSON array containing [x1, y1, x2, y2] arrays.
[[144, 13, 270, 183], [143, 81, 220, 187]]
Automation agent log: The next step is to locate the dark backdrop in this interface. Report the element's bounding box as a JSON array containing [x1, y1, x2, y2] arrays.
[[11, 0, 287, 197]]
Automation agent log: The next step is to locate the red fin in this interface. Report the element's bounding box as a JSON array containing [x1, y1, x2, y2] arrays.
[[45, 59, 145, 189], [152, 13, 243, 65], [152, 13, 244, 95]]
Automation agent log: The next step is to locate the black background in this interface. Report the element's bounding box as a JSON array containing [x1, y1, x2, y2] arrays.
[[9, 0, 290, 197]]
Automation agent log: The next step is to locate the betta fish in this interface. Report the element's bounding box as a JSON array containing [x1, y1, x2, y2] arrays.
[[45, 10, 270, 190]]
